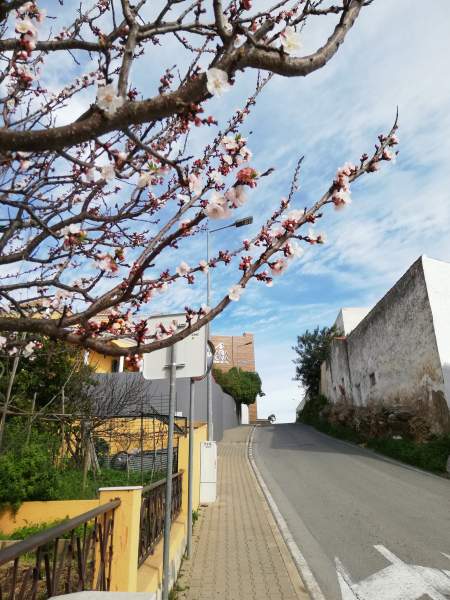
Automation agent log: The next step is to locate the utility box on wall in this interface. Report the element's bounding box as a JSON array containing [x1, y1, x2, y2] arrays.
[[200, 441, 217, 503]]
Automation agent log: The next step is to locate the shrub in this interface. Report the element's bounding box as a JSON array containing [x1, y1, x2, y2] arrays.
[[0, 443, 58, 509], [367, 436, 450, 473], [298, 395, 450, 474], [213, 367, 263, 405]]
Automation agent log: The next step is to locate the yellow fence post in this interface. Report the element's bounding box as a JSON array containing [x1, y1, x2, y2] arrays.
[[98, 486, 142, 592]]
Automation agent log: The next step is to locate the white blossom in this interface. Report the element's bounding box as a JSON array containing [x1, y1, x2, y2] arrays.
[[16, 19, 37, 36], [176, 261, 190, 276], [0, 336, 7, 349], [205, 201, 230, 220], [62, 223, 82, 236], [286, 209, 304, 221], [23, 341, 37, 358], [96, 84, 125, 116], [137, 172, 151, 188], [280, 26, 302, 55], [228, 284, 244, 301], [199, 259, 209, 272], [225, 185, 247, 208], [101, 163, 115, 181], [188, 173, 203, 196], [85, 167, 97, 182], [210, 170, 223, 184], [206, 68, 232, 96], [286, 241, 304, 259]]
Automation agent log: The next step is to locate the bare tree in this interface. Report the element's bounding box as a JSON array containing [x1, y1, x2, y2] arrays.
[[0, 1, 396, 364]]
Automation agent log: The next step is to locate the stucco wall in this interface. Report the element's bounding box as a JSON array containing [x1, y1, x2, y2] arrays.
[[322, 258, 449, 432], [321, 338, 352, 404]]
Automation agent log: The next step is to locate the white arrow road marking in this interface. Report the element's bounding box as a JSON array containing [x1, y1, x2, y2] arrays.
[[336, 545, 450, 600]]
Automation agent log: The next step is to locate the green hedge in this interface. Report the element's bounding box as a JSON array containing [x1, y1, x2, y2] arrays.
[[298, 395, 450, 474]]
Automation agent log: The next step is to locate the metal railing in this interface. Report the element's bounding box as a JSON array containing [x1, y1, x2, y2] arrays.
[[0, 500, 120, 600], [138, 471, 183, 566]]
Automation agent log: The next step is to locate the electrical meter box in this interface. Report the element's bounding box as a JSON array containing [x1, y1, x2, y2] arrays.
[[200, 441, 217, 503]]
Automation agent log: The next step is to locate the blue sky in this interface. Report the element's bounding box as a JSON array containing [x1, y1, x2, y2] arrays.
[[210, 0, 450, 422], [7, 1, 450, 422]]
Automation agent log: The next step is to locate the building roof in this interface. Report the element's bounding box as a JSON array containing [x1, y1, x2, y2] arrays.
[[334, 307, 371, 335]]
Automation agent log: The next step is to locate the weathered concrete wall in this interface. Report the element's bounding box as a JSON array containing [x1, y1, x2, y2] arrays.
[[321, 338, 352, 404], [322, 257, 449, 433]]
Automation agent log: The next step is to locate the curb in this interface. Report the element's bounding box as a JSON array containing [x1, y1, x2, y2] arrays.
[[247, 425, 326, 600]]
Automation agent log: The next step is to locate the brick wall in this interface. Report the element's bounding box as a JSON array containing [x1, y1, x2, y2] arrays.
[[211, 332, 258, 422]]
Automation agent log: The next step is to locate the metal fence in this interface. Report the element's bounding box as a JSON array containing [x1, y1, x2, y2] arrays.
[[103, 446, 179, 475], [138, 471, 183, 567], [0, 500, 120, 600]]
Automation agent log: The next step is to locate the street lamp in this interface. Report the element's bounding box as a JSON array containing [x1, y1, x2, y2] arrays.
[[206, 215, 253, 441]]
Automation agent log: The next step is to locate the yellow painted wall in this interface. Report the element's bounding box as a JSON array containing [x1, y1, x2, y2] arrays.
[[0, 499, 99, 535], [93, 418, 186, 454], [137, 423, 207, 595], [89, 352, 115, 373], [0, 423, 207, 597], [178, 424, 207, 517]]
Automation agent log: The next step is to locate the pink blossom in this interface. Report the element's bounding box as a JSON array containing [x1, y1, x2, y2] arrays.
[[236, 167, 258, 187], [382, 148, 396, 162], [270, 258, 288, 276]]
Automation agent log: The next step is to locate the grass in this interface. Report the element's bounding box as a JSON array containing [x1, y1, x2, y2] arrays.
[[50, 468, 165, 500], [298, 396, 450, 475], [0, 520, 69, 540], [366, 436, 450, 473]]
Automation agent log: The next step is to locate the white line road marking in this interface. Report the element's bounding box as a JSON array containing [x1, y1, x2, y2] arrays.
[[336, 545, 450, 600], [248, 426, 326, 600]]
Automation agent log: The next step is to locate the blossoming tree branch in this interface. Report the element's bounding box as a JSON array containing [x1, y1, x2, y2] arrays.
[[0, 0, 395, 363]]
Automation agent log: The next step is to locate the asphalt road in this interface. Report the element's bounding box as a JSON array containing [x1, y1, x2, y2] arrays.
[[253, 423, 450, 600]]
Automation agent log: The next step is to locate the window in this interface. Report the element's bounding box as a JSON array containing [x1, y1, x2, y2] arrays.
[[111, 359, 119, 373], [369, 372, 376, 387]]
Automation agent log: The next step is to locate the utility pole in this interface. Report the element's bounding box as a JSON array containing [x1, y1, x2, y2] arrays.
[[187, 378, 195, 558], [205, 217, 253, 441], [162, 342, 177, 600], [206, 229, 213, 441]]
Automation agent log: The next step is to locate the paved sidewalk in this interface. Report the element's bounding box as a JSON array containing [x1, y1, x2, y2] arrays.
[[177, 426, 309, 600]]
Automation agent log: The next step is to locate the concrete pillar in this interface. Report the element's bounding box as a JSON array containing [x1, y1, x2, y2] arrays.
[[98, 486, 143, 592]]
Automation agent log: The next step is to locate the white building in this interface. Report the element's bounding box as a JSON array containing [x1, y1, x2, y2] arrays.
[[320, 256, 450, 434]]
